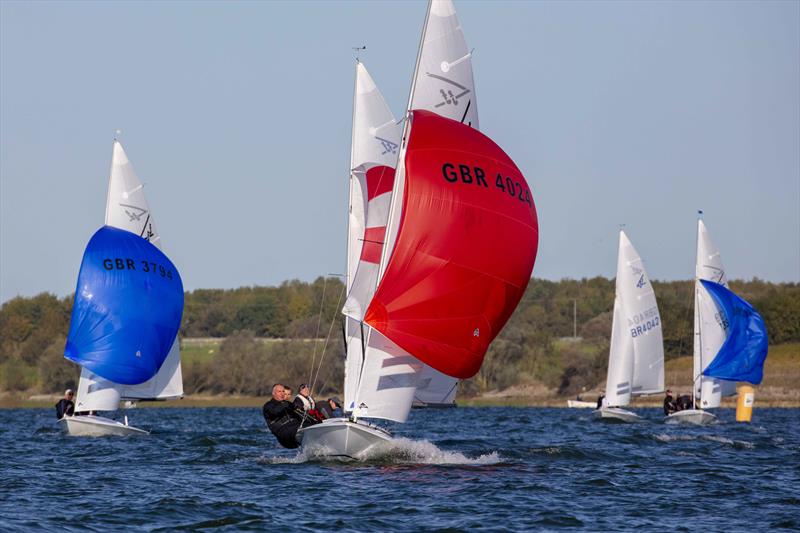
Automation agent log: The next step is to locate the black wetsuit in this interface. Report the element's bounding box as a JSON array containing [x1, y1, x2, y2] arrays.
[[262, 399, 305, 449], [55, 399, 74, 419], [317, 401, 333, 420], [596, 395, 605, 409], [663, 395, 677, 416], [677, 395, 692, 411]]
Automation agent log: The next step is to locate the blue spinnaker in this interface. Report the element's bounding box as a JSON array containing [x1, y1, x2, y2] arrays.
[[65, 226, 184, 385], [700, 279, 768, 385]]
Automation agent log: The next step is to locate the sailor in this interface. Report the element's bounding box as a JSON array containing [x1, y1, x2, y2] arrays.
[[317, 397, 343, 419], [293, 383, 315, 412], [330, 397, 343, 418], [293, 384, 325, 422], [283, 386, 293, 402], [55, 389, 75, 419], [596, 393, 605, 410], [677, 393, 693, 411], [663, 389, 677, 415], [262, 383, 304, 449]]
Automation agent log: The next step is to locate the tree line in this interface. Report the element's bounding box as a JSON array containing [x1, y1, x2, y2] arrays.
[[1, 277, 797, 395]]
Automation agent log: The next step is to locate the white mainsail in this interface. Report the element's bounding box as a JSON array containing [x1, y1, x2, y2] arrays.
[[604, 231, 664, 407], [694, 219, 737, 408], [75, 141, 183, 412], [341, 62, 418, 421]]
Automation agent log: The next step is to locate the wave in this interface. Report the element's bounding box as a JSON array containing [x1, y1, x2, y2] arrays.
[[263, 437, 502, 466], [654, 433, 754, 449]]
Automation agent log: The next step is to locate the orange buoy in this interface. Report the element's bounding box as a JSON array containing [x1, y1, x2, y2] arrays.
[[736, 385, 755, 422]]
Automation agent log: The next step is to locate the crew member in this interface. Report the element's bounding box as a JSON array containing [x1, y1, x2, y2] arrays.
[[677, 393, 693, 411], [55, 389, 75, 419], [317, 397, 343, 419], [663, 389, 677, 416], [596, 393, 605, 410], [262, 384, 304, 449], [293, 384, 315, 412], [294, 383, 324, 422]]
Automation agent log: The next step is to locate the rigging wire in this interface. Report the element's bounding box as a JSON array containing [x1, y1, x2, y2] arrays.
[[310, 281, 346, 396], [307, 276, 328, 386]]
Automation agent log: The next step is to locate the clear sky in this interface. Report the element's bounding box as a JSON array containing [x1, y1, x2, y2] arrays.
[[1, 0, 798, 302]]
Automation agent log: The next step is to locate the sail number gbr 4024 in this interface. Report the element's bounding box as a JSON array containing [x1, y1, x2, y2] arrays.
[[442, 162, 533, 208]]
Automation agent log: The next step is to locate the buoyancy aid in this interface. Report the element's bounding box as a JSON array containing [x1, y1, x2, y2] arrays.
[[294, 394, 315, 411]]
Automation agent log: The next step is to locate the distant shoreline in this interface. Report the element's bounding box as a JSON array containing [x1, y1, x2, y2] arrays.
[[2, 393, 798, 409]]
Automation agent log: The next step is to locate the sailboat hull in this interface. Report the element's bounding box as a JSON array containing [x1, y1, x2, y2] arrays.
[[664, 409, 717, 425], [297, 418, 391, 459], [58, 415, 149, 436], [567, 400, 596, 409], [592, 407, 642, 423]]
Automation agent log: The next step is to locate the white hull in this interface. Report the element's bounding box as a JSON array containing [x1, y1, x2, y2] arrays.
[[297, 418, 391, 459], [592, 407, 642, 423], [567, 400, 596, 409], [664, 409, 717, 425], [58, 415, 149, 436]]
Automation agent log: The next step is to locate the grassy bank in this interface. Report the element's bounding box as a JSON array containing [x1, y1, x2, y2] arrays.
[[3, 343, 797, 409]]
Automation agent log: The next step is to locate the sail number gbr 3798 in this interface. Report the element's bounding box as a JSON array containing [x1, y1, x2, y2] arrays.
[[442, 163, 533, 208]]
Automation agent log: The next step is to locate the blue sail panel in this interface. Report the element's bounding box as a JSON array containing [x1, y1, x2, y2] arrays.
[[700, 279, 768, 385], [64, 226, 184, 385]]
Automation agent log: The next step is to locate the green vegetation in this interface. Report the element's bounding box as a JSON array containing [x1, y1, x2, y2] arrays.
[[1, 277, 797, 397]]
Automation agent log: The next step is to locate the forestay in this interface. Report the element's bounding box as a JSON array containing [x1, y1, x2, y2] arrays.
[[694, 219, 737, 408], [604, 231, 664, 407]]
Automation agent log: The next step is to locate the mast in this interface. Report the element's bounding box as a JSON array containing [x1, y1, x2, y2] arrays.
[[693, 211, 702, 410], [345, 56, 360, 295]]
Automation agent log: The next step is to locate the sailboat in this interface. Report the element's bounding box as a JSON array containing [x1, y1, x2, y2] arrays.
[[665, 216, 767, 424], [298, 0, 538, 457], [594, 230, 664, 422], [59, 140, 184, 436]]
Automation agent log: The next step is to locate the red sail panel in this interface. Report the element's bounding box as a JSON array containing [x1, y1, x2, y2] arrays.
[[364, 110, 539, 379]]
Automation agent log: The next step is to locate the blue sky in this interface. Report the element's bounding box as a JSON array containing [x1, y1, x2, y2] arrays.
[[1, 0, 798, 302]]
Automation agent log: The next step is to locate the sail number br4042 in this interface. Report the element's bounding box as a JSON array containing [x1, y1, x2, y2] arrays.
[[442, 162, 533, 208]]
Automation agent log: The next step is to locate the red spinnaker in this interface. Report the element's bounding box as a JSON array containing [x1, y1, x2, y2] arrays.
[[364, 110, 539, 379]]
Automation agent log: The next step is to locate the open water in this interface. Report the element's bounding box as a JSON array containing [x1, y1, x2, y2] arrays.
[[0, 406, 798, 531]]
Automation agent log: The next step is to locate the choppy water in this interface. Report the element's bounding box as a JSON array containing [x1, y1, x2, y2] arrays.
[[1, 406, 798, 531]]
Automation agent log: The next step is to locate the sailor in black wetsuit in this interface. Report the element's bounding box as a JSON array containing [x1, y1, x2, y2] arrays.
[[663, 389, 677, 416], [262, 383, 320, 449], [55, 389, 75, 419], [676, 394, 693, 411]]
